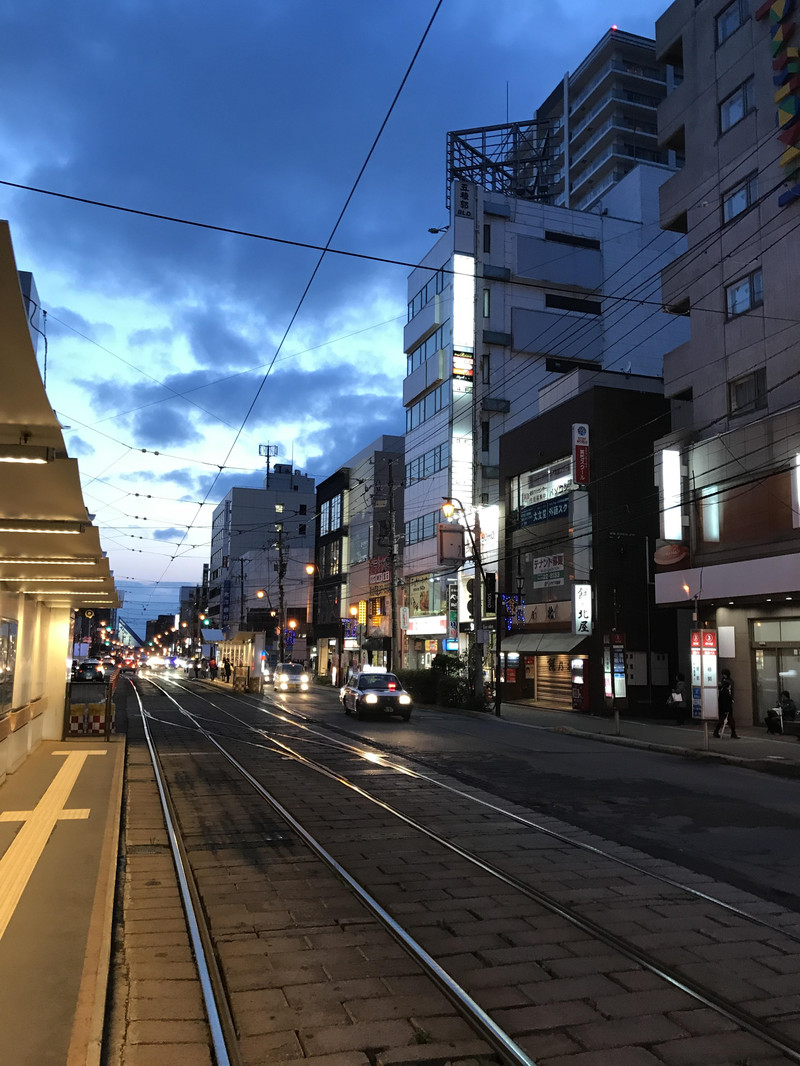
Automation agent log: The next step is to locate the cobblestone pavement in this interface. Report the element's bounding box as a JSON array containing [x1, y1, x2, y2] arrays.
[[102, 684, 800, 1065]]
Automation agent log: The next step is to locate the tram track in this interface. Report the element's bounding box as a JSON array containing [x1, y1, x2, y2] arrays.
[[132, 676, 800, 1065]]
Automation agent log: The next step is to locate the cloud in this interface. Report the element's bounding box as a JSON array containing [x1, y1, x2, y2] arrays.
[[67, 433, 95, 456], [152, 527, 185, 541]]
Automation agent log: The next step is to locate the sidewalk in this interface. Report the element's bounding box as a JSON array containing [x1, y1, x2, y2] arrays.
[[0, 736, 125, 1066], [492, 699, 800, 779]]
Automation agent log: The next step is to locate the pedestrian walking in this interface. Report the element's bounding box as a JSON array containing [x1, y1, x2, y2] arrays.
[[193, 658, 199, 679], [223, 657, 232, 682], [714, 668, 738, 738], [209, 657, 218, 680], [668, 672, 688, 724]]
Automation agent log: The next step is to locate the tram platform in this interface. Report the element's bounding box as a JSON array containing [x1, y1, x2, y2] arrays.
[[1, 683, 799, 1065], [0, 735, 125, 1066]]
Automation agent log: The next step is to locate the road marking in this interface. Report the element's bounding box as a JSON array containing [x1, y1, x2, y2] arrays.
[[0, 750, 106, 942]]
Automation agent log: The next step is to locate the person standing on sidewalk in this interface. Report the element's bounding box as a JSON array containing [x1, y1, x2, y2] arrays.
[[714, 669, 738, 738]]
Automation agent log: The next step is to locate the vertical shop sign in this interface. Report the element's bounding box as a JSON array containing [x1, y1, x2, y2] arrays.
[[691, 629, 719, 720], [447, 581, 458, 641], [573, 423, 590, 486]]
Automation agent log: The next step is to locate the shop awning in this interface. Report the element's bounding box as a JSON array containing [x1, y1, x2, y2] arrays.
[[502, 633, 589, 654]]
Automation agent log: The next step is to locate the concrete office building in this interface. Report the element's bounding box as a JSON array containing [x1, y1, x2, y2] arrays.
[[402, 30, 688, 671], [652, 0, 800, 724], [310, 436, 404, 681], [208, 465, 315, 673]]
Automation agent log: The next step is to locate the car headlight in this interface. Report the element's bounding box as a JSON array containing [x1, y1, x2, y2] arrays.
[[364, 694, 379, 704], [300, 674, 309, 683], [399, 694, 411, 705]]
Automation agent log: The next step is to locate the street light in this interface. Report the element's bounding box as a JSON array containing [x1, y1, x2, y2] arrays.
[[442, 497, 490, 709]]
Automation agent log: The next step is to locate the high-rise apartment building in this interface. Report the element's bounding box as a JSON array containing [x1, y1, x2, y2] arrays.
[[652, 0, 800, 723], [534, 28, 677, 211], [401, 30, 687, 671]]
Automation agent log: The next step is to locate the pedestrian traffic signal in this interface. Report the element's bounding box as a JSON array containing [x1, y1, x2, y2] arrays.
[[466, 578, 475, 618]]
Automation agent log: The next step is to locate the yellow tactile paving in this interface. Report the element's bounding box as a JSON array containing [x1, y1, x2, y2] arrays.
[[0, 750, 106, 942]]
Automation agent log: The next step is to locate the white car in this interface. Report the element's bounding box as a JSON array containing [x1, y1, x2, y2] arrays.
[[273, 663, 309, 692]]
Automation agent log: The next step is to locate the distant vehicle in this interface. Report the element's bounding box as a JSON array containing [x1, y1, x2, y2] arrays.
[[273, 662, 310, 692], [120, 660, 137, 675], [340, 671, 412, 721], [74, 659, 104, 682]]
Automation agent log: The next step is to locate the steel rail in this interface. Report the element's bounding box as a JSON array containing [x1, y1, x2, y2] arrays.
[[143, 677, 539, 1066], [147, 678, 800, 1063], [178, 678, 800, 946], [131, 683, 242, 1066]]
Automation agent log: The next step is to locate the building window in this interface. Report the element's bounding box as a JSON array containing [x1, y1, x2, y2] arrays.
[[330, 493, 342, 531], [405, 440, 450, 485], [404, 509, 442, 546], [298, 524, 306, 536], [407, 321, 449, 375], [716, 0, 748, 45], [725, 268, 762, 316], [722, 172, 758, 223], [483, 288, 490, 318], [299, 504, 307, 515], [482, 355, 490, 385], [545, 293, 602, 315], [720, 78, 754, 132], [728, 367, 766, 416], [407, 265, 447, 322], [481, 421, 490, 452], [406, 380, 451, 431], [483, 223, 491, 254], [276, 503, 284, 513]]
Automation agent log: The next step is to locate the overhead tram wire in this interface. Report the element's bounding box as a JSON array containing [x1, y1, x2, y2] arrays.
[[138, 0, 445, 616]]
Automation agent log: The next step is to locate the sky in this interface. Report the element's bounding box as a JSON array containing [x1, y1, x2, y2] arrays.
[[0, 0, 669, 636]]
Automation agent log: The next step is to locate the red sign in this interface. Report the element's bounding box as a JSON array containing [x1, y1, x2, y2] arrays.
[[702, 631, 717, 649], [690, 630, 702, 648], [572, 424, 590, 485]]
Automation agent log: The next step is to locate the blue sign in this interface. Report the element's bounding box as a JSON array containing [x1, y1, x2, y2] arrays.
[[520, 496, 570, 527]]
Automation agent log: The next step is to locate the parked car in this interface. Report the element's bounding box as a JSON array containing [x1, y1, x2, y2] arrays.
[[74, 659, 105, 682], [273, 662, 310, 692], [340, 670, 413, 721]]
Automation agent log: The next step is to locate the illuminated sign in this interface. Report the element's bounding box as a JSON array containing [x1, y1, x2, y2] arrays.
[[453, 350, 474, 381], [407, 615, 447, 635], [572, 583, 593, 634], [572, 424, 590, 486]]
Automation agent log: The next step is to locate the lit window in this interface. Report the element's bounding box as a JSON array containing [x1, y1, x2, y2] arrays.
[[716, 0, 748, 45], [720, 78, 754, 132], [725, 269, 762, 316], [275, 503, 284, 513], [722, 172, 757, 223]]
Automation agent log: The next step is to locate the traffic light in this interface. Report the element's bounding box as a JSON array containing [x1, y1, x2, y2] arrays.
[[484, 573, 496, 614], [466, 578, 475, 618]]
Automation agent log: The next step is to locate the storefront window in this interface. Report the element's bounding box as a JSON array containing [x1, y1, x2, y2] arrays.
[[0, 618, 17, 716]]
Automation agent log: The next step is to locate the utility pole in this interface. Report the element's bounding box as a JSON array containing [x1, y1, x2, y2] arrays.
[[276, 527, 287, 663], [388, 461, 400, 673], [239, 558, 245, 629], [472, 509, 484, 701]]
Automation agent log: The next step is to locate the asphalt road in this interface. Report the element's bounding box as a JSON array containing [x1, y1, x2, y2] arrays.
[[261, 684, 800, 911]]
